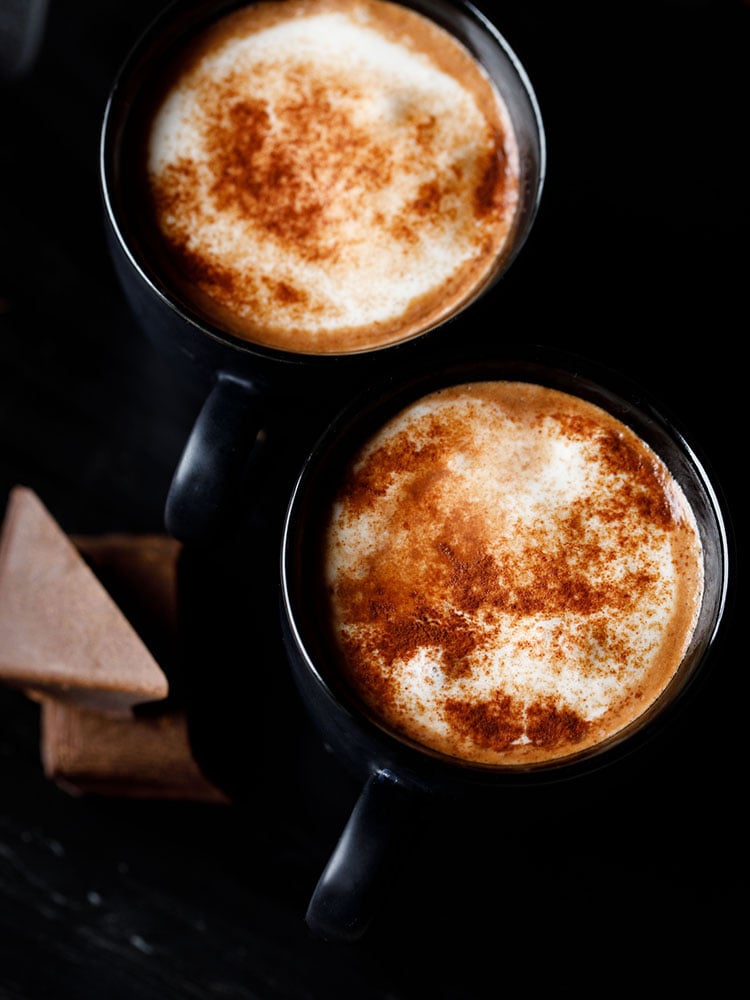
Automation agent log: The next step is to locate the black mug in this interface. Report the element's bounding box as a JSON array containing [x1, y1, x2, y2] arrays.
[[99, 0, 546, 541], [280, 345, 732, 942]]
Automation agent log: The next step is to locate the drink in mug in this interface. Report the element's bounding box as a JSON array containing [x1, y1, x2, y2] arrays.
[[319, 380, 705, 766], [132, 0, 522, 354]]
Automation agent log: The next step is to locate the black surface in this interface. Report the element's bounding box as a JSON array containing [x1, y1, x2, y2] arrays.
[[0, 1, 746, 996]]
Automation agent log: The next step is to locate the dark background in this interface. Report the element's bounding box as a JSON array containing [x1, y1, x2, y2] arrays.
[[0, 0, 746, 996]]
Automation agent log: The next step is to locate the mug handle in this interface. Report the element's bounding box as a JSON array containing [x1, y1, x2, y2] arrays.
[[306, 768, 426, 943], [165, 372, 264, 542]]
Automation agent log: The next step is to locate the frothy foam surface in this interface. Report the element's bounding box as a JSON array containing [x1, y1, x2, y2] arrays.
[[144, 0, 519, 353], [323, 381, 705, 766]]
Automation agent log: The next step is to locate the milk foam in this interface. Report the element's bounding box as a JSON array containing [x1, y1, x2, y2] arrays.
[[145, 0, 519, 353], [323, 382, 705, 766]]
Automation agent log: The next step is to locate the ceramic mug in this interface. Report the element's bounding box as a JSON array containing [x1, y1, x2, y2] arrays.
[[99, 0, 546, 541], [280, 345, 732, 942]]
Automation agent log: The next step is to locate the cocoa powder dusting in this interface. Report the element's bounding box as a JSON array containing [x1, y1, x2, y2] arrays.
[[444, 693, 526, 751], [339, 422, 446, 516], [557, 416, 679, 530], [444, 693, 588, 753], [203, 78, 382, 258], [474, 134, 505, 217]]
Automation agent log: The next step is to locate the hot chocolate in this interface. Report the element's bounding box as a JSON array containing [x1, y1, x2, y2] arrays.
[[139, 0, 520, 354], [321, 380, 705, 766]]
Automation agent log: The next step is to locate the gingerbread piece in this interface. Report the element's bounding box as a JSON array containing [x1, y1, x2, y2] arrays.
[[0, 487, 169, 715], [40, 699, 228, 803]]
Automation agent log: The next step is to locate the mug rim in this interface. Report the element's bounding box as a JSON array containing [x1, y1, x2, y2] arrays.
[[280, 345, 732, 788], [99, 0, 547, 366]]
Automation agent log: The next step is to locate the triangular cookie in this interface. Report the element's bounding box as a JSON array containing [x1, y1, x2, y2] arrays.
[[0, 486, 169, 715]]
